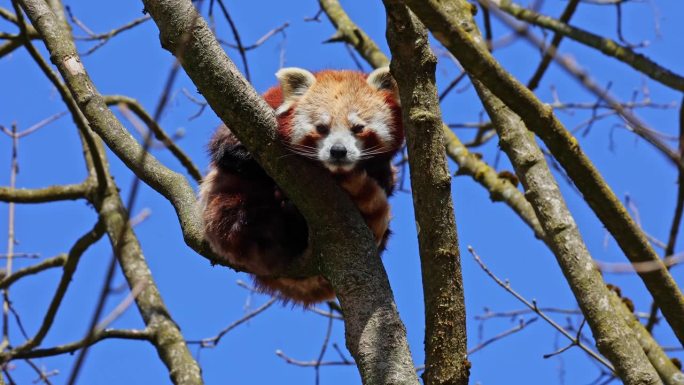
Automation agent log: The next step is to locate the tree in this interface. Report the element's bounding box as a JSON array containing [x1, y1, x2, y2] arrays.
[[0, 0, 682, 384]]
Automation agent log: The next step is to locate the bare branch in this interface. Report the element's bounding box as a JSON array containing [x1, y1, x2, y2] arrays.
[[9, 329, 151, 360], [525, 0, 580, 91], [607, 290, 684, 385], [219, 22, 289, 51], [492, 9, 682, 171], [383, 2, 467, 384], [138, 0, 421, 382], [476, 307, 653, 321], [187, 297, 277, 348], [0, 255, 67, 290], [468, 247, 614, 370], [68, 7, 151, 56], [488, 0, 684, 92], [212, 0, 250, 81], [2, 222, 104, 356], [0, 183, 91, 204], [405, 0, 684, 348], [318, 0, 545, 241], [318, 0, 389, 69], [469, 317, 538, 355], [103, 95, 203, 183]]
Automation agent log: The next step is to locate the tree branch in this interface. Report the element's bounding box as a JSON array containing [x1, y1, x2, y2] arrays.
[[18, 0, 421, 382], [0, 183, 91, 203], [490, 8, 682, 172], [8, 329, 151, 360], [319, 0, 389, 68], [487, 0, 684, 92], [404, 0, 684, 347], [383, 2, 468, 384], [475, 75, 660, 384], [103, 95, 203, 183], [2, 222, 104, 356], [608, 290, 684, 385], [403, 1, 664, 383], [0, 254, 67, 290], [95, 181, 203, 385], [524, 0, 580, 91], [318, 0, 545, 240]]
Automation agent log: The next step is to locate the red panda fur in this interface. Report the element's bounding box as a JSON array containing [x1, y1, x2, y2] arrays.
[[200, 69, 403, 306]]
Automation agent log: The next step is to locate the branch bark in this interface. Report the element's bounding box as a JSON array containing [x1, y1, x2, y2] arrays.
[[18, 0, 420, 382], [97, 180, 203, 385], [9, 329, 151, 360], [317, 0, 545, 241], [475, 79, 661, 384], [16, 1, 205, 382], [0, 182, 91, 203], [404, 0, 684, 347], [403, 1, 665, 383], [383, 2, 468, 384], [103, 95, 203, 183], [0, 254, 67, 290], [608, 291, 684, 385], [487, 0, 684, 92], [140, 0, 421, 382]]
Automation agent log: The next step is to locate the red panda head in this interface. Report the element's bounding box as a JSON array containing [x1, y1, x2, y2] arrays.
[[269, 67, 404, 173]]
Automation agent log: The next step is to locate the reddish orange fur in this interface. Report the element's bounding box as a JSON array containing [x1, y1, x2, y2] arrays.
[[201, 69, 403, 306]]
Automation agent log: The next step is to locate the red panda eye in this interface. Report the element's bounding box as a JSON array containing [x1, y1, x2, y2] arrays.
[[315, 124, 329, 135], [351, 125, 364, 134]]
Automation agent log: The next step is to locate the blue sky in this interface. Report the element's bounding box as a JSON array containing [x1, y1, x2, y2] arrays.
[[1, 0, 683, 384]]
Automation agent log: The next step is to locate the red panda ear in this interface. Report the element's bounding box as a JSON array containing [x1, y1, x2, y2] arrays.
[[275, 68, 316, 115], [367, 67, 400, 106]]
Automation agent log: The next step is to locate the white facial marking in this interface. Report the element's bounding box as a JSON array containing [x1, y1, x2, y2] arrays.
[[348, 112, 366, 127], [318, 131, 361, 173], [366, 110, 393, 144], [318, 113, 331, 126], [290, 110, 314, 143]]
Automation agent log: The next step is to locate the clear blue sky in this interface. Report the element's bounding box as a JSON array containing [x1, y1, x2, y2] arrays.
[[1, 0, 683, 384]]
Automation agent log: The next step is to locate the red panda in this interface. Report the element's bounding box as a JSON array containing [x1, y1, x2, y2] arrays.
[[199, 67, 404, 305]]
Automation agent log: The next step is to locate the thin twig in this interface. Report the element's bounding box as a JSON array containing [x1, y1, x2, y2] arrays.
[[2, 223, 105, 356], [469, 317, 538, 355], [1, 123, 18, 351], [66, 60, 183, 385], [95, 281, 147, 331], [438, 71, 467, 102], [187, 297, 277, 348], [647, 94, 684, 331], [468, 246, 614, 371], [219, 22, 289, 51], [314, 304, 335, 385], [594, 252, 684, 273], [7, 329, 151, 360], [0, 254, 66, 290], [214, 0, 250, 81], [24, 360, 57, 385], [526, 0, 580, 90], [476, 307, 652, 321]]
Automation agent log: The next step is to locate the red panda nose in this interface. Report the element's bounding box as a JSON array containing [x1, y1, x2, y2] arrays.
[[330, 144, 347, 160]]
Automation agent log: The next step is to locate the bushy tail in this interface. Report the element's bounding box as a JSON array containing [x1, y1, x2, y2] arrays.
[[254, 275, 335, 307]]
